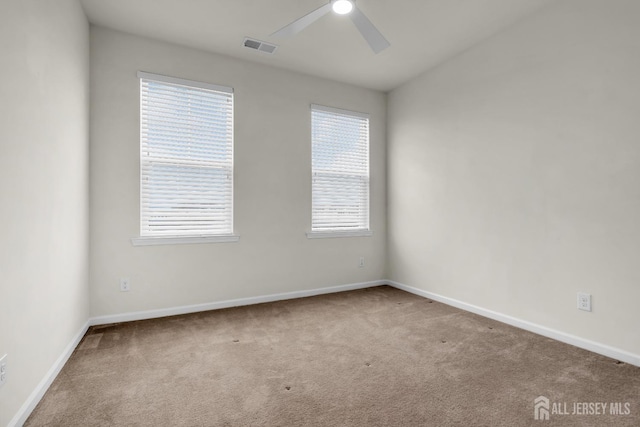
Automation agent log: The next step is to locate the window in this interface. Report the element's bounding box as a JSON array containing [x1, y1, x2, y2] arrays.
[[135, 72, 235, 244], [310, 104, 371, 237]]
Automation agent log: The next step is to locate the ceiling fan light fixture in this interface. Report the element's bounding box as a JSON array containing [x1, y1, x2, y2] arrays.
[[271, 0, 389, 54], [332, 0, 354, 15]]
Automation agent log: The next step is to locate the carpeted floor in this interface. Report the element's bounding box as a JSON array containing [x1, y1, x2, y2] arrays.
[[26, 286, 639, 426]]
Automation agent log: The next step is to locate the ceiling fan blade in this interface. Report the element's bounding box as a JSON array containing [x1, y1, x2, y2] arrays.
[[271, 3, 333, 37], [349, 6, 390, 54]]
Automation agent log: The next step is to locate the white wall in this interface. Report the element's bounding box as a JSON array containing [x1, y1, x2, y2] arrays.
[[388, 0, 640, 356], [89, 27, 386, 317], [0, 1, 90, 425]]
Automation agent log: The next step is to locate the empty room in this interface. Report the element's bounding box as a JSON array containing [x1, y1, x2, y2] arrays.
[[1, 0, 639, 425]]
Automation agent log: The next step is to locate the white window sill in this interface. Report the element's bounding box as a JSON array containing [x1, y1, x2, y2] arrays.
[[306, 230, 373, 239], [131, 235, 240, 246]]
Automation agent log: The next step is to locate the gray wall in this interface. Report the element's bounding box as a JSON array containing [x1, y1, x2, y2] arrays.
[[89, 27, 387, 317], [388, 0, 640, 356], [0, 1, 90, 425]]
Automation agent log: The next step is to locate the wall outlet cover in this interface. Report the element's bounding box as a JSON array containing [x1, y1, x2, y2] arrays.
[[0, 354, 7, 388], [120, 278, 131, 292], [577, 292, 592, 312]]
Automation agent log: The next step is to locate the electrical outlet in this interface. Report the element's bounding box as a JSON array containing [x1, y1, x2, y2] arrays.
[[120, 278, 131, 292], [577, 292, 591, 312], [0, 354, 7, 388], [358, 257, 365, 268]]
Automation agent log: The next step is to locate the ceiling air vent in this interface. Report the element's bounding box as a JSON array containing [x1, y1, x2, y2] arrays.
[[243, 37, 278, 54]]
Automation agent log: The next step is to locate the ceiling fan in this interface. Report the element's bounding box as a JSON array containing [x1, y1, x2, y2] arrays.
[[271, 0, 390, 54]]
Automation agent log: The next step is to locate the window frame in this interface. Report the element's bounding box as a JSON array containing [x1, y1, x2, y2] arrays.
[[131, 71, 238, 246], [307, 104, 372, 239]]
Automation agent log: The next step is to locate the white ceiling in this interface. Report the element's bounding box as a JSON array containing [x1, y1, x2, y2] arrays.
[[80, 0, 553, 92]]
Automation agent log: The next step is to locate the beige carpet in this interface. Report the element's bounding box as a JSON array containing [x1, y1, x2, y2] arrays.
[[26, 286, 638, 426]]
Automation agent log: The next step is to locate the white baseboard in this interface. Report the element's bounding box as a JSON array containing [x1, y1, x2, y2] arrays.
[[89, 280, 386, 326], [387, 280, 640, 368], [9, 320, 90, 427]]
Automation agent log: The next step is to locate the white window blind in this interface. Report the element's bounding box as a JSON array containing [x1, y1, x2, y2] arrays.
[[311, 104, 370, 232], [138, 72, 234, 237]]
